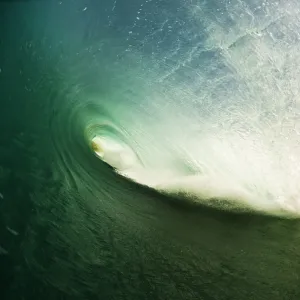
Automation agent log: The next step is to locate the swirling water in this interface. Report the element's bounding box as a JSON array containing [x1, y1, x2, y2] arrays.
[[1, 0, 300, 299]]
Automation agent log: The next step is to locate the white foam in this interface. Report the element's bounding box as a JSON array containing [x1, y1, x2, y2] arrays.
[[90, 0, 300, 217]]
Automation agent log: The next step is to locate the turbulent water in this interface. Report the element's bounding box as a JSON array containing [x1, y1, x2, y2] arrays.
[[1, 0, 300, 299]]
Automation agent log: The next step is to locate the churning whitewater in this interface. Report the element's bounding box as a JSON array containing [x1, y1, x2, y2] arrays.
[[77, 0, 300, 217]]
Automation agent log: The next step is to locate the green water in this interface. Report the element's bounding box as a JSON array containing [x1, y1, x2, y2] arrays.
[[1, 1, 300, 299]]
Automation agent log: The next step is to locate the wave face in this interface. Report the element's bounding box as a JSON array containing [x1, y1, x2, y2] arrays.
[[2, 1, 300, 299], [39, 0, 300, 216]]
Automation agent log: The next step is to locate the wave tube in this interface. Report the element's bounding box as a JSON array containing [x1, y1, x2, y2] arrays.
[[29, 0, 300, 218]]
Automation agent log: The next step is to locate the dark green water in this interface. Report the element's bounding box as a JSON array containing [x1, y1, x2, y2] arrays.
[[1, 1, 300, 299]]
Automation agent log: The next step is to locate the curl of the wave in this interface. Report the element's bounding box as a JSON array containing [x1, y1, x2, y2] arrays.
[[85, 121, 143, 172], [45, 0, 300, 218]]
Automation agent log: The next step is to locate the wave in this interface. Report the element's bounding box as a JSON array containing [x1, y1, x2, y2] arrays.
[[3, 1, 300, 298], [20, 0, 300, 219]]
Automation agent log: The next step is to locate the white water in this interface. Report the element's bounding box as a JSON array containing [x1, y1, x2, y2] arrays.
[[86, 0, 300, 216]]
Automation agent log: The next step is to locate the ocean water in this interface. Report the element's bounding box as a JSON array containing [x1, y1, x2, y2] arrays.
[[0, 0, 300, 299]]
